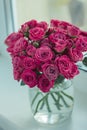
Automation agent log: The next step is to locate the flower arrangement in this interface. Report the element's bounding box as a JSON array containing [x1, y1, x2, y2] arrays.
[[4, 20, 87, 123], [5, 19, 87, 92]]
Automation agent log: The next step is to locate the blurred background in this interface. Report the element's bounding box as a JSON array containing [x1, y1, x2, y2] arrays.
[[1, 0, 87, 41], [1, 0, 87, 54], [0, 0, 87, 128]]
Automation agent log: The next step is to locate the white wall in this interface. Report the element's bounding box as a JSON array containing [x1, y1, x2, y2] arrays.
[[14, 0, 49, 28], [14, 0, 87, 31]]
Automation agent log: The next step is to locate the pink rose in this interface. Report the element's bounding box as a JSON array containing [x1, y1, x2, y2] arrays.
[[23, 57, 36, 69], [66, 39, 74, 48], [80, 30, 87, 37], [35, 46, 53, 62], [68, 48, 83, 62], [67, 26, 80, 37], [75, 37, 87, 52], [25, 20, 37, 28], [12, 56, 24, 81], [19, 20, 38, 34], [54, 39, 67, 52], [20, 23, 29, 33], [4, 32, 23, 46], [59, 21, 72, 30], [38, 74, 54, 92], [49, 31, 66, 44], [34, 58, 43, 72], [7, 46, 14, 55], [29, 27, 45, 41], [13, 37, 28, 55], [21, 69, 37, 88], [26, 19, 38, 28], [42, 63, 59, 81], [12, 56, 24, 72], [68, 63, 79, 79], [5, 19, 84, 92], [12, 56, 22, 69], [13, 69, 21, 81], [40, 38, 52, 48], [37, 21, 48, 31], [55, 55, 79, 79], [26, 44, 36, 57], [50, 19, 60, 28]]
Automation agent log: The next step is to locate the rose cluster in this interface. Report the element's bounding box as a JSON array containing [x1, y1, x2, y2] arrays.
[[5, 19, 87, 92]]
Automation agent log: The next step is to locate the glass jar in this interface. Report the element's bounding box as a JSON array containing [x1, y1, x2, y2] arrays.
[[29, 79, 74, 125]]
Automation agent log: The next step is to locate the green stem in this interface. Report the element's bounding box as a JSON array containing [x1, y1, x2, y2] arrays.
[[45, 95, 51, 112], [53, 92, 62, 110], [51, 93, 62, 110], [40, 100, 45, 110], [61, 91, 74, 101], [57, 93, 63, 109], [31, 92, 40, 106], [54, 92, 70, 107], [59, 93, 70, 107], [34, 93, 49, 115]]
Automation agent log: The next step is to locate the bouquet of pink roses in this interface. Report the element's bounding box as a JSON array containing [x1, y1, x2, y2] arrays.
[[5, 19, 87, 92], [5, 19, 87, 123]]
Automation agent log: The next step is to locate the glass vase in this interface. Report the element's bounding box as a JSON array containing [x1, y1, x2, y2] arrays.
[[29, 79, 74, 125]]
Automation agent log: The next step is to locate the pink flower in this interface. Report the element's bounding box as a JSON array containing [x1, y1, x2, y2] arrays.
[[40, 38, 52, 48], [35, 46, 53, 62], [66, 39, 74, 48], [54, 39, 67, 53], [42, 63, 59, 81], [34, 58, 43, 72], [13, 69, 21, 81], [29, 27, 45, 41], [5, 19, 86, 93], [37, 21, 48, 31], [26, 19, 38, 28], [68, 48, 83, 62], [68, 63, 79, 79], [38, 74, 54, 92], [49, 31, 66, 44], [26, 44, 36, 57], [13, 37, 28, 55], [12, 56, 22, 69], [4, 32, 23, 46], [75, 37, 87, 52], [50, 19, 60, 28], [12, 56, 24, 73], [80, 30, 87, 37], [7, 46, 14, 55], [19, 20, 38, 34], [55, 55, 79, 79], [58, 21, 72, 30], [20, 23, 29, 33], [12, 56, 24, 81], [23, 57, 36, 69], [21, 69, 37, 88], [67, 26, 80, 36]]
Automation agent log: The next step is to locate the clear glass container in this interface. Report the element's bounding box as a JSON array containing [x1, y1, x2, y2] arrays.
[[29, 79, 74, 125]]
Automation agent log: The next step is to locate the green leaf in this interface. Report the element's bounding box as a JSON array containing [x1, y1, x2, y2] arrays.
[[71, 35, 77, 39], [20, 80, 25, 86], [33, 42, 39, 48], [24, 32, 29, 37], [82, 57, 87, 66], [55, 75, 65, 85]]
